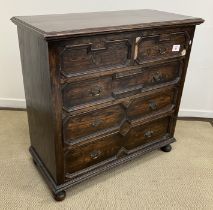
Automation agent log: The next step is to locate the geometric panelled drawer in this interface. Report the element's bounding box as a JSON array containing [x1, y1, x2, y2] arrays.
[[11, 9, 204, 201]]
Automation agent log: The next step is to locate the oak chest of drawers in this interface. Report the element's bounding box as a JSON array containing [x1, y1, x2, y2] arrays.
[[11, 9, 203, 201]]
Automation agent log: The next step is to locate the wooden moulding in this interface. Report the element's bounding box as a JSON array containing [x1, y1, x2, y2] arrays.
[[30, 136, 176, 195]]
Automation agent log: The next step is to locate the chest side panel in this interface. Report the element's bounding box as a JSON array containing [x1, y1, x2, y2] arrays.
[[17, 27, 61, 183]]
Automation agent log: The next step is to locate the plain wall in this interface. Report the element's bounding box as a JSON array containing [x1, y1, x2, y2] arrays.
[[0, 0, 212, 117]]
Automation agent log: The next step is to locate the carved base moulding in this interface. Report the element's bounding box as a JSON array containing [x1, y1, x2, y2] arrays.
[[30, 136, 175, 200]]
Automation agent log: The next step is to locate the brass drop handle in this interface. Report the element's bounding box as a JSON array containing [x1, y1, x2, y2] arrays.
[[89, 86, 102, 97], [144, 130, 154, 138], [91, 119, 102, 127], [149, 101, 157, 110], [152, 72, 163, 82], [90, 46, 107, 52], [90, 150, 101, 159]]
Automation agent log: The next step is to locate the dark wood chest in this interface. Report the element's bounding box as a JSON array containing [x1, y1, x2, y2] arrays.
[[11, 9, 203, 201]]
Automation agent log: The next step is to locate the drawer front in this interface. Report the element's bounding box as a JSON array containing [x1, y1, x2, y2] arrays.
[[63, 87, 176, 143], [62, 77, 112, 111], [62, 60, 181, 111], [127, 87, 176, 120], [64, 116, 172, 175], [124, 117, 170, 150], [135, 32, 189, 64], [112, 60, 181, 99], [63, 104, 125, 141], [64, 134, 124, 174], [59, 37, 132, 76]]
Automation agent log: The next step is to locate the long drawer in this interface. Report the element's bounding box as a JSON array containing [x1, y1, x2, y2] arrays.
[[64, 116, 173, 175], [62, 60, 182, 111], [63, 86, 177, 143]]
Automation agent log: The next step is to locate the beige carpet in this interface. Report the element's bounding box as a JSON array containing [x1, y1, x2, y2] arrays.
[[0, 110, 213, 209]]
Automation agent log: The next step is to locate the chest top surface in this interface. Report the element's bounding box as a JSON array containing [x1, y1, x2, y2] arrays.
[[11, 9, 204, 39]]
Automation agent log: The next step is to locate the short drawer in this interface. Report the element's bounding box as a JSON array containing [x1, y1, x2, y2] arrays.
[[62, 77, 112, 111], [64, 116, 172, 175], [135, 31, 189, 64], [62, 60, 181, 111], [124, 116, 171, 150], [59, 37, 132, 76], [64, 134, 124, 174], [127, 87, 176, 120]]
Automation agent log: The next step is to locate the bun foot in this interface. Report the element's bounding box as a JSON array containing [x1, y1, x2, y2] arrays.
[[32, 159, 37, 166], [53, 191, 66, 201], [161, 144, 172, 152]]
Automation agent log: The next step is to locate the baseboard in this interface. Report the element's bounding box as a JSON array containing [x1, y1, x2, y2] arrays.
[[178, 109, 213, 118], [0, 98, 26, 109], [0, 98, 213, 119]]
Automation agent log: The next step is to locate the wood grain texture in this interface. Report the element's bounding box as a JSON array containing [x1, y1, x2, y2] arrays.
[[12, 10, 204, 201], [126, 87, 176, 120], [11, 9, 204, 39], [62, 59, 182, 111], [112, 60, 182, 98], [63, 104, 125, 142], [64, 115, 172, 175], [29, 136, 176, 195], [170, 26, 196, 136], [17, 26, 58, 181], [63, 87, 177, 145], [48, 44, 65, 184], [136, 31, 189, 64], [62, 76, 112, 110], [59, 38, 132, 75]]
